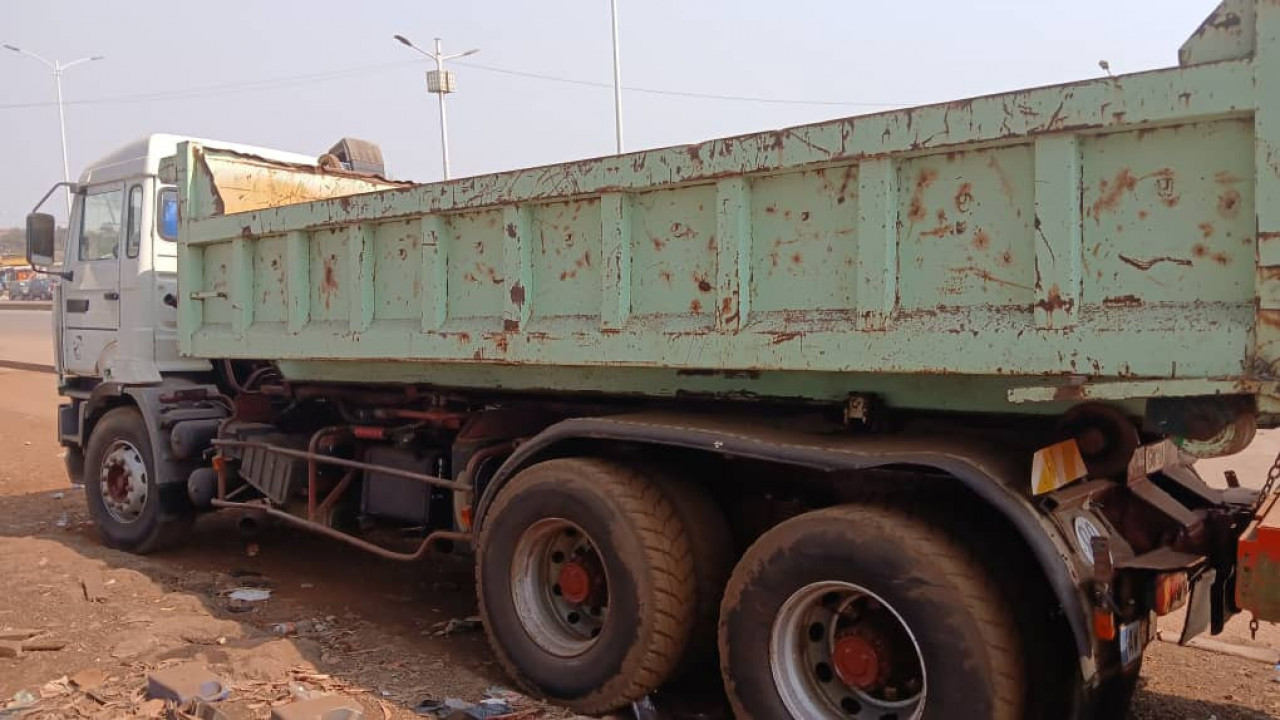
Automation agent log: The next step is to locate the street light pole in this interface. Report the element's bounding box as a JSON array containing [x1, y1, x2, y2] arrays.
[[611, 0, 624, 154], [3, 45, 104, 215], [433, 38, 452, 180], [394, 34, 479, 181]]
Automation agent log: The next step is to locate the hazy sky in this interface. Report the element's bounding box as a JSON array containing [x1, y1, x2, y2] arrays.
[[1, 1, 1217, 227]]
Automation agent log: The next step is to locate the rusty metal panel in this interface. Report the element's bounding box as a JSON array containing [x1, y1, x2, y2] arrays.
[[447, 210, 505, 322], [1080, 120, 1255, 306], [1237, 492, 1280, 622], [629, 185, 717, 323], [172, 0, 1280, 435], [530, 199, 602, 321], [897, 146, 1036, 310], [253, 236, 288, 325], [750, 167, 858, 313], [372, 220, 420, 322]]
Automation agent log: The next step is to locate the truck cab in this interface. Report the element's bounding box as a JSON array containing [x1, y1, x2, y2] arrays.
[[39, 134, 315, 384]]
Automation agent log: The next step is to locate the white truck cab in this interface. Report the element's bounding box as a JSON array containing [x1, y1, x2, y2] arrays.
[[40, 134, 314, 383]]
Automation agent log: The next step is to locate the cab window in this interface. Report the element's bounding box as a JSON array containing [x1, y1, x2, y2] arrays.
[[78, 186, 124, 261], [125, 185, 143, 258], [158, 188, 178, 241]]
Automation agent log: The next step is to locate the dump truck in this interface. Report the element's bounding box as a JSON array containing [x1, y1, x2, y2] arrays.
[[21, 1, 1280, 717]]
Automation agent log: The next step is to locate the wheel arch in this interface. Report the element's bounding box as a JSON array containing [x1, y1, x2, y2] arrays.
[[475, 412, 1096, 680]]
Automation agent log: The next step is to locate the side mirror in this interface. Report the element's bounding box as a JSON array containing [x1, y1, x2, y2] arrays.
[[26, 212, 55, 267]]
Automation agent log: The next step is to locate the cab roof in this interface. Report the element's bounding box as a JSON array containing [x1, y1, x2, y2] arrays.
[[79, 133, 317, 185]]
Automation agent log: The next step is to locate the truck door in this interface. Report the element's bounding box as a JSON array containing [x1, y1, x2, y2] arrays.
[[61, 183, 123, 376]]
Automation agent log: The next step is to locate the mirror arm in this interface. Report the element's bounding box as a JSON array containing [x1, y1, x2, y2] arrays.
[[31, 265, 72, 281], [31, 182, 80, 213]]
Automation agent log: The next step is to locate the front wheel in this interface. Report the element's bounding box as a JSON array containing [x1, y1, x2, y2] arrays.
[[719, 504, 1025, 720], [84, 407, 189, 553]]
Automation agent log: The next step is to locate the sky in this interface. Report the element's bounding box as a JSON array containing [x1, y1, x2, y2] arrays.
[[0, 0, 1219, 227]]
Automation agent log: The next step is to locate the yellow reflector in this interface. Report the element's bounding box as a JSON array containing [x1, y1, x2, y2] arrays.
[[1031, 439, 1088, 495]]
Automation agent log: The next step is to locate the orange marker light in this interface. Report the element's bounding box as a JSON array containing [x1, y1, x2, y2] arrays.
[[1094, 608, 1117, 641]]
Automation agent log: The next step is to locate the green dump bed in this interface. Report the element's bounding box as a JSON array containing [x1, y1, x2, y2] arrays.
[[172, 0, 1280, 424]]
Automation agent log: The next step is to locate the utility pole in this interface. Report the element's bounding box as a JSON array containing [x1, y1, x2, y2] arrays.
[[611, 0, 624, 154], [4, 44, 104, 215], [394, 35, 479, 180]]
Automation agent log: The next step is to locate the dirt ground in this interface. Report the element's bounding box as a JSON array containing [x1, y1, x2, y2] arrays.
[[0, 366, 1278, 719]]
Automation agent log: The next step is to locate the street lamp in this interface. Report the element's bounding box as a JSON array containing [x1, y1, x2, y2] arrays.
[[394, 35, 479, 181], [3, 44, 104, 215]]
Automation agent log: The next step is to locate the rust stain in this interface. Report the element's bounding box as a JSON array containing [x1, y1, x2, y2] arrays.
[[1053, 384, 1086, 401], [954, 182, 973, 213], [973, 229, 991, 250], [505, 222, 519, 239], [1192, 243, 1231, 266], [771, 331, 802, 345], [509, 283, 526, 306], [1218, 189, 1242, 218], [320, 254, 339, 309], [1259, 310, 1280, 331], [987, 154, 1016, 199], [791, 252, 803, 265], [690, 298, 703, 314], [493, 333, 509, 353], [907, 168, 938, 222], [1090, 169, 1138, 219], [670, 222, 697, 240], [695, 274, 713, 292], [999, 249, 1013, 266], [503, 318, 520, 332], [1103, 294, 1143, 306], [659, 269, 674, 284], [1199, 222, 1215, 238], [1138, 210, 1149, 220], [948, 265, 1031, 291], [1117, 253, 1192, 271], [1035, 284, 1075, 314]]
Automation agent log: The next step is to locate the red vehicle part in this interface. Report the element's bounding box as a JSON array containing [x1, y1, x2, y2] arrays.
[[1237, 491, 1280, 622]]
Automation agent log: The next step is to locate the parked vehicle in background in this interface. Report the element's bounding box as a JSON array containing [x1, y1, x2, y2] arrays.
[[20, 3, 1280, 718], [20, 276, 52, 301]]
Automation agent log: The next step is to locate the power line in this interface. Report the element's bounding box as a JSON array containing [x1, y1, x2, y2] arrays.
[[0, 57, 907, 111], [453, 59, 904, 108]]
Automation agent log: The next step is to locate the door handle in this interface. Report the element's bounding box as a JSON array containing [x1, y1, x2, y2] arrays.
[[103, 291, 120, 301]]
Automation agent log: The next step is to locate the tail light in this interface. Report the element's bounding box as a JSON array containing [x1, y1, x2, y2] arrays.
[[1153, 572, 1190, 616]]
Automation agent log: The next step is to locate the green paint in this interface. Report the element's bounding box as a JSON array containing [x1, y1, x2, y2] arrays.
[[174, 1, 1280, 426]]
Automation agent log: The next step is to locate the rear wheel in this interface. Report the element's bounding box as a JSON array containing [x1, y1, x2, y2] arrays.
[[476, 458, 698, 714], [719, 504, 1024, 720], [84, 408, 189, 553]]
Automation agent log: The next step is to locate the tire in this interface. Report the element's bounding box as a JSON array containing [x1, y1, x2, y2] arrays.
[[655, 475, 734, 677], [719, 504, 1025, 720], [84, 407, 189, 554], [476, 458, 697, 714]]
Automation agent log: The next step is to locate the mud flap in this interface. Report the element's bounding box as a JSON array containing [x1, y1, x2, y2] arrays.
[[1179, 568, 1216, 644]]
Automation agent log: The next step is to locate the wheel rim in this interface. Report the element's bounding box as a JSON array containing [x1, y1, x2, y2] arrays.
[[99, 439, 149, 524], [510, 518, 610, 657], [770, 581, 926, 719]]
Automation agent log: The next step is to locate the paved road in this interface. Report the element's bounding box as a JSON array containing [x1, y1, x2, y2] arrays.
[[0, 308, 53, 369]]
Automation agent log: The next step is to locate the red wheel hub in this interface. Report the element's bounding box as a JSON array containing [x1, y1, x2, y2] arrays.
[[558, 561, 593, 604], [105, 464, 128, 501], [831, 635, 884, 690]]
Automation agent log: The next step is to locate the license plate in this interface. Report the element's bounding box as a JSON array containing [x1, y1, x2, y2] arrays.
[[1119, 619, 1145, 667]]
